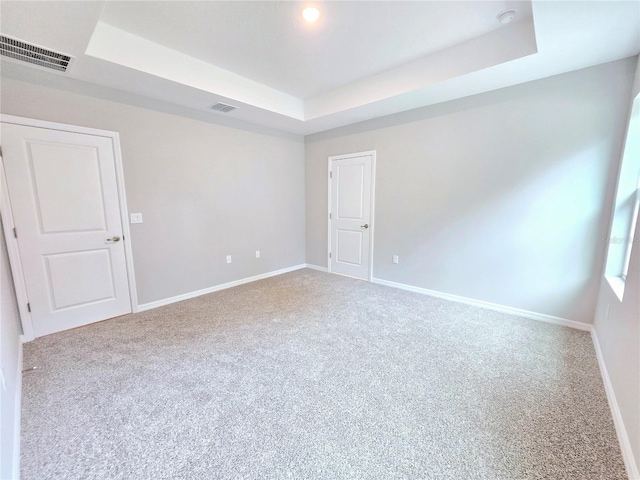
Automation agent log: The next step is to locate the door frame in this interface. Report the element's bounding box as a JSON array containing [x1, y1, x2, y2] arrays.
[[327, 150, 377, 281], [0, 114, 139, 341]]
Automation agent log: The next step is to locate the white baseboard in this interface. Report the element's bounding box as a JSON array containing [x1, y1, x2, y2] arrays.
[[370, 276, 636, 477], [370, 277, 591, 331], [592, 329, 640, 480], [12, 336, 24, 480], [138, 264, 307, 312], [305, 263, 328, 272]]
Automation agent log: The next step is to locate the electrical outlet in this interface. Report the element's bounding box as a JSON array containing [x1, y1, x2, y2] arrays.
[[130, 213, 143, 224], [226, 255, 232, 264], [393, 255, 399, 264], [256, 250, 261, 258]]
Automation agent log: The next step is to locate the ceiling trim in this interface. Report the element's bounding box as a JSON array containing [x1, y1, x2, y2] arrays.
[[85, 22, 305, 120]]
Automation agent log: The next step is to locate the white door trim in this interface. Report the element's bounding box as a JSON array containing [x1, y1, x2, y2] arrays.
[[0, 158, 35, 340], [0, 114, 139, 341], [327, 150, 376, 281]]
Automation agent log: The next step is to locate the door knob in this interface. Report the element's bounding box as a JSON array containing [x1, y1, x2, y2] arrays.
[[106, 235, 121, 242], [360, 224, 369, 229]]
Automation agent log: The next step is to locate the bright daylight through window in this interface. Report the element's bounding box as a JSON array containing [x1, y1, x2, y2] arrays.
[[604, 93, 640, 300]]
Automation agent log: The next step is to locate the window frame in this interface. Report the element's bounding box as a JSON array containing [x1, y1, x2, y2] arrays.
[[604, 93, 640, 301]]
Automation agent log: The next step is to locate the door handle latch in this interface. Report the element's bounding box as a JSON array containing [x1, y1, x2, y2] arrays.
[[360, 224, 369, 229], [106, 235, 121, 242]]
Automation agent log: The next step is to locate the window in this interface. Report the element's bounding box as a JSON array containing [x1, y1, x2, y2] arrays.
[[604, 93, 640, 300], [620, 179, 640, 282]]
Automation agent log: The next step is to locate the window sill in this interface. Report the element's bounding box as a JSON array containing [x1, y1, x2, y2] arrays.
[[605, 275, 626, 302]]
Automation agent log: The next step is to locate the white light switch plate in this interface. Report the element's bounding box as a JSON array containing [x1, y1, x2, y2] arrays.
[[226, 255, 232, 264], [392, 255, 399, 264], [130, 213, 143, 224]]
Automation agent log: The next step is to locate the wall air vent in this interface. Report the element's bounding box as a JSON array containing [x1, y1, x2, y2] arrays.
[[0, 35, 72, 72], [209, 102, 237, 113]]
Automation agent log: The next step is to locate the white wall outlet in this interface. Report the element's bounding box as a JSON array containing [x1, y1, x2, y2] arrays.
[[392, 255, 399, 264], [256, 250, 261, 258], [130, 213, 143, 224], [226, 255, 232, 264]]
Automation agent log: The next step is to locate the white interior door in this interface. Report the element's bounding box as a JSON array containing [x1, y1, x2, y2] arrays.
[[1, 123, 132, 337], [330, 152, 375, 280]]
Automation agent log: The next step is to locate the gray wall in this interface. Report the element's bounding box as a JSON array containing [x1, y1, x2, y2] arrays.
[[306, 58, 637, 324], [594, 213, 640, 475], [0, 220, 22, 479], [0, 78, 306, 305], [593, 58, 640, 476]]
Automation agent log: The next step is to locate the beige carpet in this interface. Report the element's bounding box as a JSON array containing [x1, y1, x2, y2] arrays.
[[21, 269, 626, 479]]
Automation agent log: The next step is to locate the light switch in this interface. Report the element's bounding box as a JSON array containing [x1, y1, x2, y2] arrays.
[[226, 255, 232, 264], [393, 255, 399, 264], [130, 213, 143, 224]]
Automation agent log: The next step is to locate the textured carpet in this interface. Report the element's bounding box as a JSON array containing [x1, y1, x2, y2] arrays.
[[21, 269, 626, 479]]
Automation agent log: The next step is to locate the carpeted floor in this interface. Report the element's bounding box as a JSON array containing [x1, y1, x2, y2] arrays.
[[21, 269, 626, 479]]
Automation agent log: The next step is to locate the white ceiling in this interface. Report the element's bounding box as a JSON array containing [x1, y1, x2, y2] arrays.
[[0, 1, 639, 135], [99, 1, 533, 99]]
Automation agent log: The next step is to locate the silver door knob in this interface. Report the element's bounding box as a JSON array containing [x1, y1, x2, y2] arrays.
[[360, 224, 369, 229], [106, 235, 121, 242]]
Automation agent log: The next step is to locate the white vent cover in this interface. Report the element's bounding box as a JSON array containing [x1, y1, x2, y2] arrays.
[[209, 102, 237, 113], [0, 35, 72, 72]]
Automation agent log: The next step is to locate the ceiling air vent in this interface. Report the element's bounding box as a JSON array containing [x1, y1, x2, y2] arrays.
[[0, 35, 72, 72], [209, 102, 237, 113]]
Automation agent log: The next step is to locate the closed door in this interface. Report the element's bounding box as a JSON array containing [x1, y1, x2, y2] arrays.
[[2, 123, 132, 337], [330, 152, 375, 280]]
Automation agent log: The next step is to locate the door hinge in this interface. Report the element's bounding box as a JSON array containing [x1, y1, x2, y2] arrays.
[[329, 252, 332, 258], [329, 171, 332, 179], [13, 227, 17, 239], [329, 213, 332, 219], [27, 303, 31, 313], [0, 146, 3, 157]]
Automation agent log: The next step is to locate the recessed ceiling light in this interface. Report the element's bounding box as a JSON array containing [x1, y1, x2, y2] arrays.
[[302, 7, 320, 23], [497, 10, 516, 24]]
